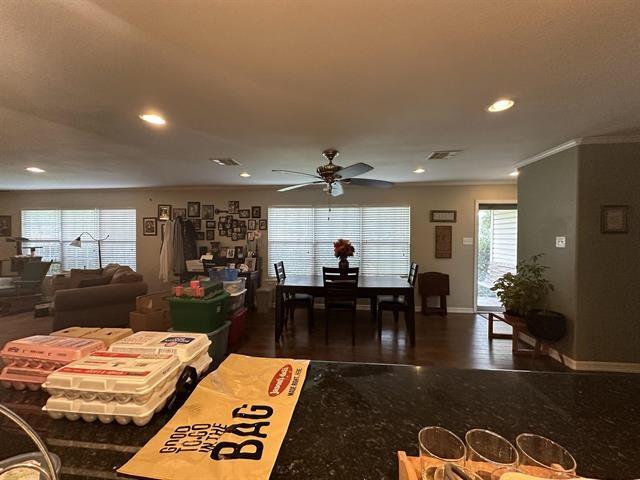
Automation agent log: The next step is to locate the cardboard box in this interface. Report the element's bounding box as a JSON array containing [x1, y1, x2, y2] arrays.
[[129, 309, 171, 332], [135, 291, 171, 313], [51, 327, 100, 338], [82, 328, 133, 347]]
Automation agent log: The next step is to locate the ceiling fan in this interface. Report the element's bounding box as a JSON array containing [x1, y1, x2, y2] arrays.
[[273, 149, 394, 197]]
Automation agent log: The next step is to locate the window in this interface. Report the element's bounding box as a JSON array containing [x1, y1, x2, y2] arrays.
[[21, 209, 136, 272], [268, 206, 410, 276]]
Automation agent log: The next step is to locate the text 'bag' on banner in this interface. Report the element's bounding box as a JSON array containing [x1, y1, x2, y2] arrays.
[[118, 354, 310, 480]]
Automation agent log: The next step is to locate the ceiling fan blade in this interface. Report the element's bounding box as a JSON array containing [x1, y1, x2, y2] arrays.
[[277, 181, 323, 192], [330, 182, 344, 197], [347, 178, 394, 188], [272, 169, 321, 179], [336, 162, 373, 180]]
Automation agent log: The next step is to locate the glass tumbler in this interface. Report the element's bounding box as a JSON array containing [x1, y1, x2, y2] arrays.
[[419, 427, 467, 480], [464, 429, 519, 480], [516, 434, 577, 479]]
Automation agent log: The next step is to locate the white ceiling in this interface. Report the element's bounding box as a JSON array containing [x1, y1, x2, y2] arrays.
[[1, 0, 639, 190]]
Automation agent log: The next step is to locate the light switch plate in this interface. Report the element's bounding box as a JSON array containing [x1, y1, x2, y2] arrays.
[[555, 236, 566, 248], [463, 237, 473, 245]]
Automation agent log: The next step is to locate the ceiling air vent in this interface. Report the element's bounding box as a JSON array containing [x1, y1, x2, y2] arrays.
[[426, 150, 463, 160], [210, 157, 241, 166]]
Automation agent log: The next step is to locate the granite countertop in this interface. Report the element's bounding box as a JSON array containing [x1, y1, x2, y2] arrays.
[[0, 362, 638, 479]]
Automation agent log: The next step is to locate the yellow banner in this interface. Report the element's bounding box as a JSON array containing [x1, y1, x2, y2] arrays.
[[118, 354, 309, 480]]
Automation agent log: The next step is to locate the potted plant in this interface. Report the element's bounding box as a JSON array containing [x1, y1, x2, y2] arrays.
[[333, 239, 355, 269], [491, 254, 566, 341]]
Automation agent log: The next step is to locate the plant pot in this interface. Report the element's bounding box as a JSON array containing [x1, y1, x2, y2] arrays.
[[503, 310, 525, 324], [338, 258, 349, 269], [526, 309, 566, 341]]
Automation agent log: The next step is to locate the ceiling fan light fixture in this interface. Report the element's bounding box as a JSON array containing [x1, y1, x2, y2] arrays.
[[509, 170, 519, 177], [26, 167, 46, 173], [239, 172, 251, 178], [413, 167, 425, 174]]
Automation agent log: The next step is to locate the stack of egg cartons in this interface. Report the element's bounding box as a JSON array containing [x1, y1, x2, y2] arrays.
[[107, 331, 212, 377], [0, 336, 105, 391], [43, 351, 181, 426]]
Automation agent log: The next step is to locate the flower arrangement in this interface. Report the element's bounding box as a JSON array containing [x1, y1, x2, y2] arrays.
[[333, 239, 355, 260]]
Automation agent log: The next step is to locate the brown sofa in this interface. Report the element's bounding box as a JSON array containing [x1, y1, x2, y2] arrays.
[[52, 264, 148, 330]]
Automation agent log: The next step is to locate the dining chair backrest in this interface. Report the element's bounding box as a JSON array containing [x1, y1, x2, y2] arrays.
[[20, 261, 52, 282], [408, 262, 419, 287], [322, 267, 359, 307], [274, 261, 286, 284]]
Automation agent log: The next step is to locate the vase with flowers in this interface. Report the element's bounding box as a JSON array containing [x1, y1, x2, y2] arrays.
[[334, 238, 355, 269]]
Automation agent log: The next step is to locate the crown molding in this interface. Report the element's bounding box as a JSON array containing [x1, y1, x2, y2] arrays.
[[516, 134, 640, 169]]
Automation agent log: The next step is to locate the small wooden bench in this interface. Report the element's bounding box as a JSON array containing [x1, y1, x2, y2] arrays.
[[488, 312, 565, 365]]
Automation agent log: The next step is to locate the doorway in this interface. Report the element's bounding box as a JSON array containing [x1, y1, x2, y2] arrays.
[[475, 202, 518, 312]]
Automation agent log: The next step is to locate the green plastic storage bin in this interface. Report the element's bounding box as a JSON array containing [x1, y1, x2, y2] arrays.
[[168, 291, 229, 333], [169, 321, 230, 363]]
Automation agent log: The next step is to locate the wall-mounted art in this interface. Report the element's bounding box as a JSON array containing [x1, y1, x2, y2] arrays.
[[158, 204, 172, 221], [0, 216, 11, 237], [173, 208, 186, 219], [430, 210, 457, 223], [143, 217, 157, 236], [206, 230, 215, 241], [206, 221, 216, 229], [601, 205, 629, 233], [259, 219, 268, 230], [228, 201, 239, 214], [196, 231, 205, 241], [193, 219, 202, 230], [248, 219, 257, 230], [202, 204, 215, 219], [187, 202, 200, 218], [251, 206, 262, 218], [239, 209, 250, 219], [435, 225, 452, 258]]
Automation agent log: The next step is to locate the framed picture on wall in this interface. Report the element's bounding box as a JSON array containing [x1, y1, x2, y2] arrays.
[[206, 221, 216, 229], [173, 208, 186, 219], [251, 206, 262, 218], [244, 257, 257, 271], [187, 202, 201, 218], [142, 217, 157, 236], [193, 219, 202, 230], [234, 246, 245, 259], [0, 216, 11, 237], [226, 248, 235, 259], [259, 219, 267, 230], [430, 210, 457, 222], [601, 205, 629, 233], [239, 209, 250, 218], [248, 219, 257, 230], [202, 204, 215, 219], [196, 231, 205, 241], [158, 204, 172, 221], [206, 229, 215, 241]]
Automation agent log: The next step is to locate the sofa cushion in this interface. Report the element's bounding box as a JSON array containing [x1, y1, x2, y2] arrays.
[[101, 263, 121, 279], [77, 276, 112, 288], [69, 268, 103, 288], [111, 266, 143, 284]]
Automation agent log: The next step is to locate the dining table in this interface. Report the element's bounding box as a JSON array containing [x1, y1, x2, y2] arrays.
[[274, 274, 415, 345]]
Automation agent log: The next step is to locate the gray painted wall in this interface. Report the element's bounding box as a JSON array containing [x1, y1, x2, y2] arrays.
[[519, 142, 640, 364], [575, 143, 640, 363], [518, 147, 579, 357]]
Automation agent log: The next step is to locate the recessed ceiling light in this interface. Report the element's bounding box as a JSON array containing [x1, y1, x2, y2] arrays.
[[413, 168, 426, 174], [239, 172, 251, 178], [26, 167, 45, 173], [509, 170, 519, 177], [487, 99, 515, 112], [138, 113, 166, 125]]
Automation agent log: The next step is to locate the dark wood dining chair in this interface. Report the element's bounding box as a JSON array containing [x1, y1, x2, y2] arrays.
[[273, 261, 314, 330], [322, 267, 359, 346], [376, 263, 418, 339]]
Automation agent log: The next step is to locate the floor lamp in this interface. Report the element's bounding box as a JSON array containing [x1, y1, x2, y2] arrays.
[[69, 233, 110, 269]]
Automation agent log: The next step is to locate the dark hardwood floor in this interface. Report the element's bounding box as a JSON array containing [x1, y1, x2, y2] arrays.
[[0, 309, 567, 371]]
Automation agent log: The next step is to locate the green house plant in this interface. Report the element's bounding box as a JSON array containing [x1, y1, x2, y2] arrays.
[[490, 254, 553, 318], [491, 254, 566, 341]]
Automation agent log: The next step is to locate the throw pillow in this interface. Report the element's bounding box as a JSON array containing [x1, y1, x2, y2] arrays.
[[77, 276, 112, 288], [111, 266, 142, 284], [69, 268, 103, 289]]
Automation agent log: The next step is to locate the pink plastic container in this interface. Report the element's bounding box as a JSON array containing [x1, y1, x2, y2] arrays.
[[0, 365, 50, 391], [0, 336, 105, 371]]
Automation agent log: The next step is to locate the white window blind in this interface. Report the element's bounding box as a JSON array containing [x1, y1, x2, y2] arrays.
[[22, 209, 136, 272], [268, 206, 410, 277]]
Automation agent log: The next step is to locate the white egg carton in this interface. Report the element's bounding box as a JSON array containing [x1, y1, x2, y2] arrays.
[[43, 382, 175, 426], [108, 331, 211, 369], [42, 351, 181, 404]]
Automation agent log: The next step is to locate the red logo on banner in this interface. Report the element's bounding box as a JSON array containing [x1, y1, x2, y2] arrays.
[[268, 364, 292, 397]]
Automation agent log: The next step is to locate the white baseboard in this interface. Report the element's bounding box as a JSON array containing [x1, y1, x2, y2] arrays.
[[518, 332, 640, 373]]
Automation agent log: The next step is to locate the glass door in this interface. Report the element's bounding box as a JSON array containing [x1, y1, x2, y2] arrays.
[[476, 203, 518, 311]]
